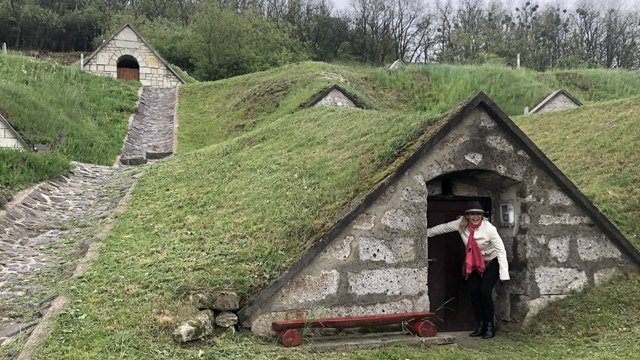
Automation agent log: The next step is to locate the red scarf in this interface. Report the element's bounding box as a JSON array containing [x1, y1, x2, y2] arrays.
[[464, 220, 485, 280]]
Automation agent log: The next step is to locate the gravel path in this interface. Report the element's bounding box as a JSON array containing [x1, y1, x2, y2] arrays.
[[0, 163, 139, 350], [120, 87, 176, 165]]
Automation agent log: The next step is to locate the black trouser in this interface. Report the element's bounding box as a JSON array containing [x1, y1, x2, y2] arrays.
[[466, 258, 499, 323]]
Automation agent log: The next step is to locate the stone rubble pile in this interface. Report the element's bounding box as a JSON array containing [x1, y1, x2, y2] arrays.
[[172, 291, 240, 343]]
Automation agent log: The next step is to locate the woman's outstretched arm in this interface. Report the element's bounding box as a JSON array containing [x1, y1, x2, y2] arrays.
[[427, 217, 462, 237]]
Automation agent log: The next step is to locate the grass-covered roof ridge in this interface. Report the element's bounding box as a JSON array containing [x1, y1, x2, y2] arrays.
[[514, 96, 640, 249], [177, 61, 640, 154]]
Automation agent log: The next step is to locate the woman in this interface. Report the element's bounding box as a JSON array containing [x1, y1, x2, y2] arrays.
[[427, 200, 509, 339]]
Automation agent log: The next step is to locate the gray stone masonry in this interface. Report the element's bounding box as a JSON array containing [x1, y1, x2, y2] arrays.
[[0, 162, 138, 346], [84, 25, 182, 87], [245, 105, 639, 336], [120, 87, 175, 165], [530, 92, 580, 114], [313, 89, 357, 108]]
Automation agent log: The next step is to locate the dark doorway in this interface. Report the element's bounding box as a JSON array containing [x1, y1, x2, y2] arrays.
[[117, 55, 140, 81], [427, 197, 491, 331]]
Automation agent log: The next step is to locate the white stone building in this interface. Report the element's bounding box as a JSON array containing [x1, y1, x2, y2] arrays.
[[0, 113, 29, 151], [82, 23, 185, 87], [529, 89, 582, 114]]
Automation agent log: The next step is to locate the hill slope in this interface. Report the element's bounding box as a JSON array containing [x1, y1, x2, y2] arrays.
[[178, 61, 640, 153], [514, 97, 640, 248], [29, 64, 640, 358], [0, 55, 139, 165]]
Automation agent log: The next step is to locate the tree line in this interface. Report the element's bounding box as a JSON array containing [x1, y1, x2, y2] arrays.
[[1, 0, 639, 80]]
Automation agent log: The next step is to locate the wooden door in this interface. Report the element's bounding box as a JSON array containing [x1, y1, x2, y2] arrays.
[[117, 67, 139, 81], [427, 198, 490, 331]]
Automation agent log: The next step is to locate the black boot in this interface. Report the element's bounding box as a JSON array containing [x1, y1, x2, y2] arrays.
[[483, 322, 495, 339], [469, 321, 485, 337]]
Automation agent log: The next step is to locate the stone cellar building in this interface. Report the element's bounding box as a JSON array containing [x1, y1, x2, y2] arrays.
[[529, 89, 582, 114], [82, 23, 185, 87], [239, 92, 640, 336], [0, 113, 29, 151], [306, 85, 362, 109]]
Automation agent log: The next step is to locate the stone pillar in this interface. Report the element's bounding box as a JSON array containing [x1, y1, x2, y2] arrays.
[[2, 43, 6, 55], [517, 54, 520, 69], [80, 54, 84, 70]]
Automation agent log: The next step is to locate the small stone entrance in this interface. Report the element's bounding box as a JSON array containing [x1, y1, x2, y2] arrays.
[[117, 55, 140, 81], [427, 197, 490, 331]]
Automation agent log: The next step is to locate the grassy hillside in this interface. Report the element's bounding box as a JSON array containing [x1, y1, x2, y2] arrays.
[[27, 63, 640, 358], [178, 61, 640, 153], [514, 97, 640, 248], [0, 55, 139, 165]]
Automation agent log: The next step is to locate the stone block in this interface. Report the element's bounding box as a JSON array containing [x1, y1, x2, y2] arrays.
[[548, 236, 571, 262], [215, 311, 238, 328], [380, 209, 420, 230], [348, 268, 428, 296], [147, 55, 159, 68], [118, 28, 139, 41], [535, 267, 587, 294], [278, 270, 339, 305], [359, 237, 415, 263], [320, 236, 353, 260], [97, 53, 110, 65], [486, 136, 513, 152], [151, 68, 158, 75], [109, 59, 117, 66], [522, 295, 566, 326], [140, 67, 151, 74], [445, 134, 470, 148], [172, 310, 214, 343], [0, 322, 37, 337], [120, 157, 147, 165], [140, 79, 151, 86], [105, 65, 117, 72], [538, 214, 591, 226], [326, 299, 413, 318], [115, 40, 140, 49], [0, 138, 19, 148], [251, 309, 308, 337], [480, 112, 496, 128], [191, 291, 240, 311], [465, 152, 482, 165], [577, 235, 621, 261], [401, 187, 427, 203], [548, 190, 573, 205], [512, 164, 527, 181], [97, 65, 104, 71], [353, 213, 376, 230], [594, 267, 622, 285]]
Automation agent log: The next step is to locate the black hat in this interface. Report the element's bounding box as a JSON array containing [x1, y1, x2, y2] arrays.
[[462, 201, 488, 215]]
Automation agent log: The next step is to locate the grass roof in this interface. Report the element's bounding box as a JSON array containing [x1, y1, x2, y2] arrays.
[[31, 62, 640, 358]]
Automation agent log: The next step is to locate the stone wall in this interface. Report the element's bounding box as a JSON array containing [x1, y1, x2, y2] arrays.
[[533, 93, 580, 114], [313, 89, 357, 108], [0, 117, 28, 150], [84, 26, 182, 88], [245, 106, 639, 336]]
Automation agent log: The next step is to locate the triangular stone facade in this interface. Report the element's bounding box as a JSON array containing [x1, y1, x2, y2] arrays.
[[0, 113, 29, 151], [306, 85, 362, 109], [83, 24, 185, 87], [529, 89, 582, 114], [239, 92, 640, 336]]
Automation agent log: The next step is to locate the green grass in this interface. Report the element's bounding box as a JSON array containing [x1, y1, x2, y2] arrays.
[[513, 97, 640, 248], [178, 61, 640, 153], [0, 148, 72, 193], [538, 69, 640, 104], [34, 106, 444, 359], [27, 61, 640, 359], [0, 54, 140, 165]]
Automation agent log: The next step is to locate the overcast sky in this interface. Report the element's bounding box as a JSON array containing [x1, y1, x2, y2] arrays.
[[329, 0, 636, 13]]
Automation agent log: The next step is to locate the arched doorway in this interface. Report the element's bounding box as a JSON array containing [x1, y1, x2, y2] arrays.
[[117, 55, 140, 81]]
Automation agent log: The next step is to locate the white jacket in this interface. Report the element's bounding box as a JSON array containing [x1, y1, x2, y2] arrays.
[[427, 218, 510, 281]]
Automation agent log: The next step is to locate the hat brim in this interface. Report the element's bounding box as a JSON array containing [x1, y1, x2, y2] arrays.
[[461, 209, 488, 215]]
